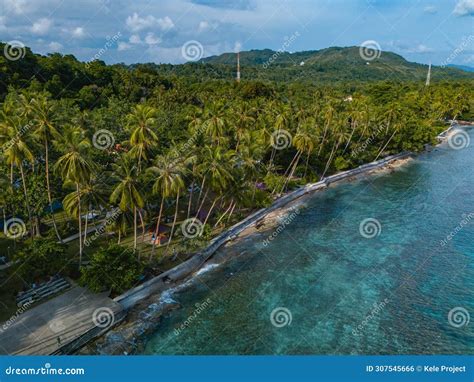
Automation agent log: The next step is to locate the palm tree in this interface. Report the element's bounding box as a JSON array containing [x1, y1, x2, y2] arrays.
[[126, 105, 158, 170], [147, 154, 185, 258], [279, 126, 314, 193], [0, 108, 35, 236], [202, 101, 228, 144], [110, 155, 144, 252], [198, 146, 235, 226], [74, 177, 108, 245], [25, 93, 63, 241], [54, 127, 93, 266], [318, 101, 336, 156], [232, 103, 255, 149]]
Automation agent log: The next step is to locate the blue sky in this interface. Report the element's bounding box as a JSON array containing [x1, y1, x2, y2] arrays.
[[1, 0, 473, 66]]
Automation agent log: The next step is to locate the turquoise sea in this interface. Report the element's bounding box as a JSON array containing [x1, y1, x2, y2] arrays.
[[143, 128, 473, 355]]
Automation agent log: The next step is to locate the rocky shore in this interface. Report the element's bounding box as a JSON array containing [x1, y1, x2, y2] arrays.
[[77, 152, 415, 355]]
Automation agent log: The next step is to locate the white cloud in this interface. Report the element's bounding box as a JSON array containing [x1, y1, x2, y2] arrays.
[[454, 0, 474, 16], [48, 41, 63, 52], [4, 0, 28, 15], [125, 12, 174, 32], [72, 27, 85, 38], [144, 32, 161, 45], [411, 44, 434, 53], [423, 6, 437, 14], [157, 16, 174, 31], [198, 21, 210, 32], [129, 34, 142, 44], [197, 20, 220, 33], [118, 42, 132, 51], [31, 18, 52, 35]]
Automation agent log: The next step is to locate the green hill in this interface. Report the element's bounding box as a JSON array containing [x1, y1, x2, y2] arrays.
[[199, 46, 473, 83], [1, 42, 472, 101]]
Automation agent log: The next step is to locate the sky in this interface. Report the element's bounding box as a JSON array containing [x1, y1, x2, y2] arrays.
[[0, 0, 473, 66]]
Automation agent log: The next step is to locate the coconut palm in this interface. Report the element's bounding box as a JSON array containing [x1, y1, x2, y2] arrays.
[[64, 177, 108, 246], [110, 155, 144, 252], [198, 146, 235, 226], [146, 154, 185, 258], [0, 108, 35, 236], [55, 126, 93, 266], [203, 102, 227, 143], [126, 104, 158, 170], [25, 93, 63, 241]]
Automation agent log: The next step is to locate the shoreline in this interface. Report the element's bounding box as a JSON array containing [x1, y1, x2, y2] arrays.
[[68, 122, 472, 355], [76, 152, 416, 355]]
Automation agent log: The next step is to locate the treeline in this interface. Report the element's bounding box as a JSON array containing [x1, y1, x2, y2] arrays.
[[0, 42, 472, 291]]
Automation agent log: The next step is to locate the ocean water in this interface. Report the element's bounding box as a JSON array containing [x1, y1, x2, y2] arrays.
[[143, 128, 473, 355]]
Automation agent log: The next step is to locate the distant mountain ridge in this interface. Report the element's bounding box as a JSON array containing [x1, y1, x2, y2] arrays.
[[197, 46, 473, 82], [447, 64, 474, 72]]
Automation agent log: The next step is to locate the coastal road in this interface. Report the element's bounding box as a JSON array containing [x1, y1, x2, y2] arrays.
[[0, 286, 123, 355]]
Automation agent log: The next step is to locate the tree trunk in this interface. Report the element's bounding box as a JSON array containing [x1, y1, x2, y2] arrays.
[[44, 139, 62, 242], [226, 201, 236, 223], [374, 130, 397, 161], [195, 188, 209, 221], [164, 190, 180, 256], [318, 123, 330, 156], [187, 180, 195, 219], [138, 209, 145, 243], [214, 201, 234, 228], [280, 151, 302, 194], [150, 197, 164, 259], [76, 183, 83, 268], [342, 121, 356, 155], [322, 139, 341, 178], [19, 165, 33, 237], [304, 152, 311, 178], [203, 196, 219, 226], [195, 176, 206, 212], [133, 206, 137, 251], [83, 209, 89, 246]]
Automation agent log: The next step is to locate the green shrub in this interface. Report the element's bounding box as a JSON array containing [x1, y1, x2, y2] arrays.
[[13, 237, 68, 283], [80, 244, 143, 294]]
